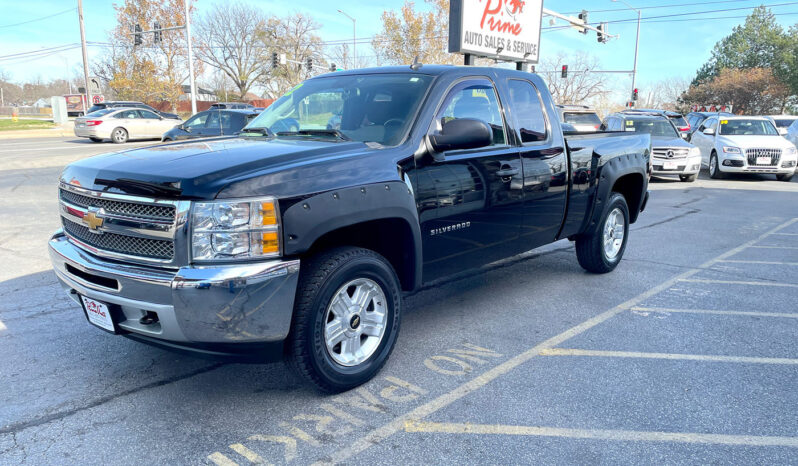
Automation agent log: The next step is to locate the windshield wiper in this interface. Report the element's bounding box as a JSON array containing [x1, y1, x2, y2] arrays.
[[276, 129, 351, 141], [239, 127, 274, 137]]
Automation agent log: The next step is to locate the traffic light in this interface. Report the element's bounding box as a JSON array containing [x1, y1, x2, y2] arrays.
[[133, 24, 142, 46], [597, 22, 608, 43], [578, 10, 588, 34], [632, 88, 639, 101], [153, 22, 162, 44], [271, 52, 278, 69], [329, 63, 337, 72], [306, 57, 313, 70], [561, 65, 568, 78]]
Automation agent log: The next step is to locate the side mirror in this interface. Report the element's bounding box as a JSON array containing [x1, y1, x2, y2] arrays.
[[702, 127, 715, 135], [428, 118, 492, 154]]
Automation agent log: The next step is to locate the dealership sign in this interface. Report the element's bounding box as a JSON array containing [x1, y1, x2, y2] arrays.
[[448, 0, 544, 63]]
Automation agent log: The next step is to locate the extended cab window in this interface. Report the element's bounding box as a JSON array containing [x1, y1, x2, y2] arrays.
[[434, 80, 506, 146], [245, 73, 434, 146], [508, 79, 547, 143]]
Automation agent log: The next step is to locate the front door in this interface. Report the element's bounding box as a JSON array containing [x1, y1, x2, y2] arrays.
[[692, 117, 717, 165], [411, 78, 524, 281], [505, 79, 568, 248], [138, 110, 162, 137]]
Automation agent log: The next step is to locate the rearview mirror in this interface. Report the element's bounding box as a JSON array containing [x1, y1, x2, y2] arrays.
[[428, 118, 492, 154], [702, 127, 715, 135]]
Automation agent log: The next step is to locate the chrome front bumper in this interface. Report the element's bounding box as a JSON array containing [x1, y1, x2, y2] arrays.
[[48, 230, 300, 346]]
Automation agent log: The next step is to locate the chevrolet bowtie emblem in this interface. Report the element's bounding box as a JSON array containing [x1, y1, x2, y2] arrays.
[[83, 210, 104, 231]]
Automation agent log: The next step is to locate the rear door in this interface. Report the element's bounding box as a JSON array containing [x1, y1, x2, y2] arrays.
[[506, 78, 568, 247], [412, 78, 524, 281]]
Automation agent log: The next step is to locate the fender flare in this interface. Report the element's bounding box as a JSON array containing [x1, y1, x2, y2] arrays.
[[586, 152, 649, 231]]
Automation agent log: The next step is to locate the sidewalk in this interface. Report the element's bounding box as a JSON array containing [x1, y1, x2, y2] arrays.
[[0, 121, 75, 140]]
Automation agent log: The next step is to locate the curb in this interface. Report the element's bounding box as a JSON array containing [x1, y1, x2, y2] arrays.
[[0, 125, 75, 140]]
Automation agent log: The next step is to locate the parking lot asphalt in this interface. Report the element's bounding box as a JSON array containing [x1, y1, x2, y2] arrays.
[[0, 137, 797, 465]]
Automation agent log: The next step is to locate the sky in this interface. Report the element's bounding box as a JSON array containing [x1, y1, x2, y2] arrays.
[[1, 0, 797, 100]]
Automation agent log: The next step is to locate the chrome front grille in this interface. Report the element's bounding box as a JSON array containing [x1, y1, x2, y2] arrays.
[[746, 148, 781, 166], [60, 188, 175, 221], [652, 148, 689, 159], [62, 217, 174, 260], [58, 183, 189, 265]]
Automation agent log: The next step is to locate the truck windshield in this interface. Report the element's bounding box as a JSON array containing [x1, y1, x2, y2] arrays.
[[719, 119, 779, 136], [245, 73, 434, 146], [624, 118, 678, 138]]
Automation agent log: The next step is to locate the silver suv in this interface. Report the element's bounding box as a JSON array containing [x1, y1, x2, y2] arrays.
[[556, 105, 601, 132]]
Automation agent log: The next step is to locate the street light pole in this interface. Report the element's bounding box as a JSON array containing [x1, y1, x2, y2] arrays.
[[184, 0, 197, 114], [612, 0, 641, 102], [337, 9, 356, 69]]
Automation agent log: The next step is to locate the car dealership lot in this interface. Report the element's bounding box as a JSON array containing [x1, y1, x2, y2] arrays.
[[1, 137, 797, 464]]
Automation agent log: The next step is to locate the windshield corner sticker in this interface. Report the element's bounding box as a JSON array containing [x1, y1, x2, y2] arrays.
[[720, 120, 728, 124], [626, 120, 634, 126]]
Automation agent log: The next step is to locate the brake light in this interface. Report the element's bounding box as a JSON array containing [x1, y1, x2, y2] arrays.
[[594, 125, 600, 130], [85, 120, 103, 126]]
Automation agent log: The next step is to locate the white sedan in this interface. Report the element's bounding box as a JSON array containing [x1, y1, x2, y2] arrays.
[[74, 107, 182, 143], [690, 116, 797, 182]]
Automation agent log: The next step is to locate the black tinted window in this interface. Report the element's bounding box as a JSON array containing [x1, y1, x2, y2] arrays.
[[508, 80, 547, 143]]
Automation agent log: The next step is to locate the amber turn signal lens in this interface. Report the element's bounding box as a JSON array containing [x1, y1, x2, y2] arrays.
[[260, 201, 277, 226], [261, 231, 279, 254]]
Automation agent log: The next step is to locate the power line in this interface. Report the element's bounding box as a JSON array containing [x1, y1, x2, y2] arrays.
[[0, 8, 76, 29], [562, 0, 763, 15]]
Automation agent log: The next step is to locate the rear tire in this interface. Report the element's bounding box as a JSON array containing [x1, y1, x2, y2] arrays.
[[111, 127, 128, 144], [679, 174, 697, 182], [575, 192, 630, 274], [287, 247, 402, 393], [776, 174, 794, 182], [709, 153, 724, 179]]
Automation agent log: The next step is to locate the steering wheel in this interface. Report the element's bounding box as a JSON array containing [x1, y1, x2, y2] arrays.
[[270, 118, 300, 133]]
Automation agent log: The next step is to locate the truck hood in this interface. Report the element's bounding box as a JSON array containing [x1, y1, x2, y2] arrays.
[[60, 137, 378, 199], [716, 134, 795, 150]]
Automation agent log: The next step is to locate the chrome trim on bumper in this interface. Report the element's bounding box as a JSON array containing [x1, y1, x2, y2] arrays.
[[49, 230, 300, 344]]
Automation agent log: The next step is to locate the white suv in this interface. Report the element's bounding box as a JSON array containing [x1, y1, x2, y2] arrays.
[[691, 116, 797, 181]]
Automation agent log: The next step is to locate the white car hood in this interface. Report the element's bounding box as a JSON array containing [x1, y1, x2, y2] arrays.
[[717, 135, 795, 150]]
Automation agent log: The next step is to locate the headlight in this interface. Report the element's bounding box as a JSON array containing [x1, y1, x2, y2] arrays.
[[722, 146, 741, 154], [688, 146, 701, 157], [191, 198, 280, 262], [785, 146, 797, 156]]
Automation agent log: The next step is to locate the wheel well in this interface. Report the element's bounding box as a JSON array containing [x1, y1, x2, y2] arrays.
[[611, 173, 645, 223], [304, 218, 416, 291]]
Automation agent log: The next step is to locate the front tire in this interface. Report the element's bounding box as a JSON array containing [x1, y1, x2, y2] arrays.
[[709, 153, 724, 179], [776, 173, 794, 182], [111, 127, 128, 144], [575, 192, 630, 274], [679, 174, 697, 182], [288, 247, 402, 393]]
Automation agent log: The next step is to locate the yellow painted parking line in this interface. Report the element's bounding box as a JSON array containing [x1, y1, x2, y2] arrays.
[[678, 278, 798, 288], [631, 306, 798, 319], [749, 245, 798, 250], [309, 218, 798, 465], [541, 348, 798, 365], [719, 260, 798, 266], [228, 444, 267, 464], [403, 421, 798, 448], [208, 452, 240, 466]]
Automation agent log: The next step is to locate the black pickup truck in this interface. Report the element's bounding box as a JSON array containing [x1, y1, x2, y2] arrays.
[[49, 65, 650, 392]]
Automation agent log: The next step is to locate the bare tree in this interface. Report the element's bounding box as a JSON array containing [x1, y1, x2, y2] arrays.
[[539, 52, 609, 105], [373, 0, 458, 65], [195, 2, 271, 100], [258, 13, 326, 98], [640, 77, 691, 110]]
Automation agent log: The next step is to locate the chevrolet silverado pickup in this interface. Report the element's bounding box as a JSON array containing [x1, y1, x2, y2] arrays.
[[49, 65, 651, 392]]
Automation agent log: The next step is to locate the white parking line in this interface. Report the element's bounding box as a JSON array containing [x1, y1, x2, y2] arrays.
[[540, 348, 798, 365], [772, 233, 798, 236], [719, 260, 798, 266], [631, 306, 798, 318], [309, 218, 798, 465], [678, 278, 798, 288], [403, 421, 798, 448]]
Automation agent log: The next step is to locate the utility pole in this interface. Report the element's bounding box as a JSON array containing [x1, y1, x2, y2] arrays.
[[184, 0, 197, 114], [337, 10, 356, 69], [612, 0, 641, 104], [77, 0, 92, 114]]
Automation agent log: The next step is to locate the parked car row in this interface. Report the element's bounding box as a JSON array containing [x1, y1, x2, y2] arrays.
[[74, 106, 262, 144]]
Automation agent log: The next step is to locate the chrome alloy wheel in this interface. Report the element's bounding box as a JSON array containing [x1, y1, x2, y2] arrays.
[[603, 207, 625, 260], [710, 156, 717, 175], [112, 128, 127, 143], [323, 278, 388, 367]]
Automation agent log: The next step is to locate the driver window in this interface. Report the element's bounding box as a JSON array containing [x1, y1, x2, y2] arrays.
[[185, 113, 208, 128], [434, 81, 506, 146]]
